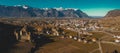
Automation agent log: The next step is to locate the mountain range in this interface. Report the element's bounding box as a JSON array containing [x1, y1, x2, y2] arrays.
[[0, 5, 89, 18], [0, 5, 120, 18]]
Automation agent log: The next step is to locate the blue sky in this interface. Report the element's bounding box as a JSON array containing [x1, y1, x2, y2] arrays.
[[0, 0, 119, 16]]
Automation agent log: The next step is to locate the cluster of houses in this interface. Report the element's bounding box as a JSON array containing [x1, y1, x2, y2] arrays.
[[13, 24, 59, 42], [57, 33, 97, 43], [14, 26, 31, 42], [13, 25, 98, 44], [12, 19, 103, 44], [53, 19, 103, 34], [113, 35, 120, 43]]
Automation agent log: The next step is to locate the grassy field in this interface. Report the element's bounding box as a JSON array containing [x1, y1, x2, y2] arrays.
[[9, 42, 33, 53], [9, 32, 119, 53], [88, 32, 110, 40], [34, 32, 120, 53], [35, 37, 99, 53], [101, 43, 120, 53]]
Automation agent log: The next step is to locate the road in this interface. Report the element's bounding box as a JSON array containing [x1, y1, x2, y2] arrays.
[[90, 31, 117, 53]]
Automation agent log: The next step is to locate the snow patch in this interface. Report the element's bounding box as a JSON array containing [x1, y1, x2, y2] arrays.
[[42, 8, 49, 10], [23, 5, 28, 9]]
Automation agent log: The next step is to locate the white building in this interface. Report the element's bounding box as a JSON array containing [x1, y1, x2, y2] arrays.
[[115, 39, 120, 43]]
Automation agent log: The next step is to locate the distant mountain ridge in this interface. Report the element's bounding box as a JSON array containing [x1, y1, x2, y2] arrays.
[[0, 5, 89, 18], [105, 9, 120, 17]]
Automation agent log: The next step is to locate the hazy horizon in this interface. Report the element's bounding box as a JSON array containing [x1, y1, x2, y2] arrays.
[[0, 0, 119, 16]]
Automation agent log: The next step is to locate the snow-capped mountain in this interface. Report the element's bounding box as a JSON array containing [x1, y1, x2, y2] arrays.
[[0, 5, 89, 18]]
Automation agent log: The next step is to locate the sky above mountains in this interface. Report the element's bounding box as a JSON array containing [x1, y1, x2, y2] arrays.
[[0, 0, 119, 16]]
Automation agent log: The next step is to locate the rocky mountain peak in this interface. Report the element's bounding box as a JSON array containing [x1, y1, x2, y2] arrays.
[[105, 9, 120, 17]]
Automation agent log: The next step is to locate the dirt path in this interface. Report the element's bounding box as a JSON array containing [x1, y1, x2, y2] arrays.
[[90, 48, 99, 53]]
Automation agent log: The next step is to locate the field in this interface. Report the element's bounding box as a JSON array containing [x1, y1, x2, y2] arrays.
[[35, 37, 99, 53], [102, 43, 120, 53], [0, 18, 120, 53]]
